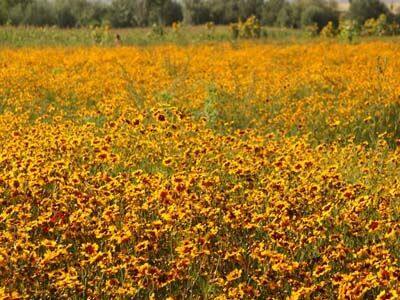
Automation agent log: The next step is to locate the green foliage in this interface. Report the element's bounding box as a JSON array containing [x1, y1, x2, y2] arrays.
[[208, 0, 242, 25], [301, 3, 338, 31], [276, 3, 295, 27], [238, 0, 264, 21], [230, 16, 262, 39], [339, 19, 360, 42], [0, 1, 7, 24], [55, 0, 77, 28], [149, 23, 165, 38], [349, 0, 391, 26], [2, 0, 400, 36], [320, 21, 337, 37], [230, 23, 240, 39], [8, 3, 25, 25], [90, 24, 113, 45], [363, 14, 390, 36], [24, 0, 56, 26], [183, 0, 264, 25], [304, 23, 319, 36], [263, 0, 286, 26], [0, 0, 183, 28], [109, 0, 136, 27], [162, 1, 183, 25], [182, 0, 211, 25], [203, 85, 260, 133]]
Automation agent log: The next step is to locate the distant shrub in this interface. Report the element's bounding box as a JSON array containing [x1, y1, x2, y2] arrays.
[[205, 21, 215, 31], [339, 19, 360, 42], [304, 23, 319, 37], [230, 23, 240, 39], [230, 16, 262, 39], [149, 23, 165, 38], [388, 22, 400, 35], [320, 21, 337, 37], [172, 21, 181, 33], [90, 24, 112, 45], [362, 14, 390, 36], [204, 21, 215, 39]]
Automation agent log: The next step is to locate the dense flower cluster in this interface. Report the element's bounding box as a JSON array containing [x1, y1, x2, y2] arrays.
[[0, 42, 400, 299]]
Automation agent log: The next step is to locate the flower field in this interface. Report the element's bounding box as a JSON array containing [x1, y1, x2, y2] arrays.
[[1, 42, 400, 299]]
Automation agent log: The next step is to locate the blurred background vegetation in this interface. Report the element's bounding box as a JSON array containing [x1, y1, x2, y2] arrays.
[[1, 0, 400, 30], [1, 0, 400, 47]]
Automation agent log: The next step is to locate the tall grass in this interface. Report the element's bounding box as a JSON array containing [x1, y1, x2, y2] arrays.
[[0, 25, 311, 47]]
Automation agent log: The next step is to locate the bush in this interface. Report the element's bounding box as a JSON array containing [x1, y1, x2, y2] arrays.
[[388, 21, 400, 35], [339, 19, 360, 42], [149, 23, 165, 38], [230, 16, 262, 39], [230, 23, 239, 39], [362, 14, 391, 36], [375, 13, 390, 35], [90, 24, 112, 44], [304, 23, 319, 37], [320, 21, 337, 37]]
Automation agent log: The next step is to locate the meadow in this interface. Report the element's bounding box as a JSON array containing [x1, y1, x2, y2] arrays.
[[0, 34, 400, 299], [0, 25, 308, 47]]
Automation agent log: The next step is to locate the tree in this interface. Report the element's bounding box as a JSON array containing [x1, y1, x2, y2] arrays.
[[0, 0, 29, 24], [349, 0, 390, 25], [301, 3, 339, 30], [182, 0, 211, 25], [276, 3, 294, 27], [238, 0, 264, 21], [55, 0, 78, 27], [285, 0, 339, 30], [208, 0, 239, 24], [110, 0, 136, 27], [263, 0, 286, 26], [162, 0, 183, 25], [0, 0, 7, 24], [148, 0, 168, 25], [8, 3, 25, 25], [208, 0, 262, 24], [24, 0, 56, 26], [84, 2, 108, 26], [68, 0, 107, 27]]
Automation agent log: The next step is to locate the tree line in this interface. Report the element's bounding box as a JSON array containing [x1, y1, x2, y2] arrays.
[[0, 0, 399, 30]]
